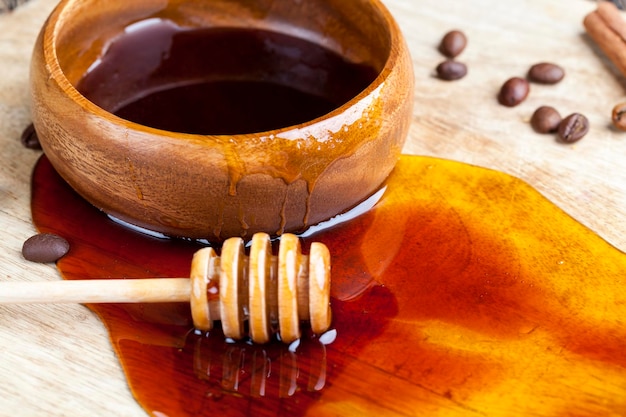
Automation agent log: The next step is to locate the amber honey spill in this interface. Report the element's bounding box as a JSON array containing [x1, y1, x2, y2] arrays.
[[30, 155, 626, 416]]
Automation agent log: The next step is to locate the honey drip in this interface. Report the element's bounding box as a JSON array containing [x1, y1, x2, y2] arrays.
[[31, 155, 626, 416]]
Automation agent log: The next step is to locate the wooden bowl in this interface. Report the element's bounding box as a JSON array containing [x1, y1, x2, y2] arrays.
[[29, 0, 414, 241]]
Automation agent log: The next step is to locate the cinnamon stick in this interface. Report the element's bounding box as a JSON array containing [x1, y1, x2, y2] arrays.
[[584, 2, 626, 77], [597, 2, 626, 40]]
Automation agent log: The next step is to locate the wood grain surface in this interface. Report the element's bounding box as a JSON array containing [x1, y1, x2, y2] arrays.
[[0, 0, 624, 416]]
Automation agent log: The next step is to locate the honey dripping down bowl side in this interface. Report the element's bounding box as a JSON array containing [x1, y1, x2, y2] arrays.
[[29, 0, 414, 241]]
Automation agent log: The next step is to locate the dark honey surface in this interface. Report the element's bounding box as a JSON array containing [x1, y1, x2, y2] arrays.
[[31, 155, 626, 416], [76, 21, 378, 135]]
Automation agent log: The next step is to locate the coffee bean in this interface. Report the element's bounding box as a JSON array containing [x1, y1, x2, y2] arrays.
[[22, 233, 70, 263], [498, 77, 529, 107], [557, 113, 589, 143], [527, 63, 565, 84], [611, 102, 626, 131], [436, 60, 467, 81], [20, 123, 41, 150], [439, 30, 467, 58], [530, 106, 562, 133], [0, 0, 31, 14]]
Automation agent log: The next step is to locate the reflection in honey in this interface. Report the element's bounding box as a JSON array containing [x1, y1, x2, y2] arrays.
[[190, 329, 334, 398], [31, 155, 626, 416]]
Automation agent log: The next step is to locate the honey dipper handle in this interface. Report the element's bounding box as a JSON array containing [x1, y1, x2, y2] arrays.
[[0, 278, 191, 305]]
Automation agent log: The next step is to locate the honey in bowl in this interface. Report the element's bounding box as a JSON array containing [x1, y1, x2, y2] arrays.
[[77, 19, 379, 136]]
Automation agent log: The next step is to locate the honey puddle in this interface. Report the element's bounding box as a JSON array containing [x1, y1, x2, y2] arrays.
[[31, 155, 626, 416]]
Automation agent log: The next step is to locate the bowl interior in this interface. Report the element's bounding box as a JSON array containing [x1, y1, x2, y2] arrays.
[[51, 0, 393, 136]]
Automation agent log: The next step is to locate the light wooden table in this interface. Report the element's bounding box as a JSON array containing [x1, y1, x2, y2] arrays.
[[0, 0, 623, 415]]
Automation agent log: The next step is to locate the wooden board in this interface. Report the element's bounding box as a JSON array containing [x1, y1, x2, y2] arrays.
[[0, 0, 624, 415]]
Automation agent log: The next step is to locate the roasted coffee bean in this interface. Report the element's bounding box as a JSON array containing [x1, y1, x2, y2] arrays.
[[530, 106, 562, 133], [439, 30, 467, 58], [436, 60, 467, 81], [20, 123, 41, 150], [557, 113, 589, 143], [498, 77, 529, 107], [611, 102, 626, 131], [0, 0, 31, 14], [22, 233, 70, 263], [527, 63, 565, 84]]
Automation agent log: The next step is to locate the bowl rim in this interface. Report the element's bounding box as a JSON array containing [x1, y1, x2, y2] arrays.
[[41, 0, 405, 143]]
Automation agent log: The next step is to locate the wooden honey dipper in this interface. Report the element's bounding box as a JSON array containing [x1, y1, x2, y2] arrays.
[[1, 233, 331, 344]]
